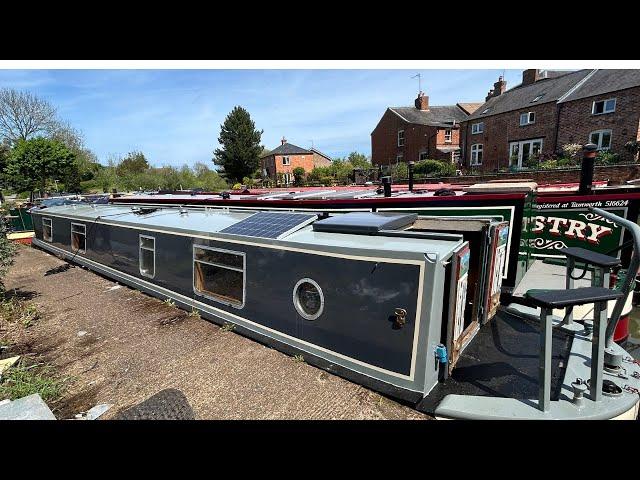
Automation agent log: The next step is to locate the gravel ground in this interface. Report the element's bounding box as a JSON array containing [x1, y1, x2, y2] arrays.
[[2, 245, 428, 420]]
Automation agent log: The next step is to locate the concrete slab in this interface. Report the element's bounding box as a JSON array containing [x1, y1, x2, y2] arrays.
[[0, 394, 56, 420]]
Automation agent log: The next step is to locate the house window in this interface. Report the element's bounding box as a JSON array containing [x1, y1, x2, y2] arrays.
[[592, 98, 616, 115], [71, 223, 86, 254], [193, 245, 245, 308], [139, 235, 155, 279], [519, 112, 535, 126], [471, 122, 484, 134], [42, 218, 52, 242], [396, 153, 404, 163], [509, 138, 544, 168], [282, 156, 291, 166], [282, 172, 293, 185], [397, 130, 405, 147], [444, 129, 452, 143], [590, 130, 612, 150], [419, 152, 428, 161], [481, 107, 491, 114], [470, 144, 483, 166], [531, 94, 544, 103]]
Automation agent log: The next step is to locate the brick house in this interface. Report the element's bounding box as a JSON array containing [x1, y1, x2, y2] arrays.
[[371, 92, 482, 167], [260, 138, 332, 185], [459, 69, 640, 172]]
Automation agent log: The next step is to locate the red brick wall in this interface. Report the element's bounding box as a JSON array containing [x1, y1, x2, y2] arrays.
[[460, 101, 558, 171], [372, 109, 460, 165], [557, 86, 640, 162], [261, 153, 315, 180]]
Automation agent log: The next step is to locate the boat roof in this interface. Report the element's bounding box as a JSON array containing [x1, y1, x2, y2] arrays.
[[34, 204, 464, 258]]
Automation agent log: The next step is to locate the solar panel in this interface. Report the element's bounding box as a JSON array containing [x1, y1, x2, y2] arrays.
[[219, 212, 317, 239]]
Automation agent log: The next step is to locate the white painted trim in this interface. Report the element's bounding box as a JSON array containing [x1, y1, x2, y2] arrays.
[[34, 238, 425, 382], [471, 122, 484, 134], [42, 217, 53, 242], [589, 129, 613, 150], [397, 129, 405, 147], [70, 222, 86, 254], [592, 97, 616, 115], [470, 143, 483, 166], [139, 234, 156, 279], [388, 108, 410, 123], [557, 69, 598, 103]]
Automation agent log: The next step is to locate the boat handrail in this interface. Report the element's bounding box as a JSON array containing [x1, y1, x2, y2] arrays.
[[589, 207, 640, 346]]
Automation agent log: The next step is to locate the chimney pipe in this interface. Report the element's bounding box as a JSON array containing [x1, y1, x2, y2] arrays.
[[579, 143, 598, 195], [408, 161, 415, 192], [382, 176, 392, 197]]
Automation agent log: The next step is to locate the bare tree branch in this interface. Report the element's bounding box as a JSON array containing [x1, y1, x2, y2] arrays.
[[0, 88, 58, 144]]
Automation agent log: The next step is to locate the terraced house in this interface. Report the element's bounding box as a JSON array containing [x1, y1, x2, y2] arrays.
[[459, 69, 640, 172], [371, 91, 482, 167]]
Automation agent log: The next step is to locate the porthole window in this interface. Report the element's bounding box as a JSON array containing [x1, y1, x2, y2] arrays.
[[293, 278, 324, 320]]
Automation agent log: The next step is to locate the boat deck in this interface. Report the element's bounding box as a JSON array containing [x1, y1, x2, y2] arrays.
[[417, 311, 572, 414]]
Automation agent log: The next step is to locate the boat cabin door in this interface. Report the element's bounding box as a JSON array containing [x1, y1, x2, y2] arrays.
[[483, 223, 510, 323], [446, 242, 478, 373]]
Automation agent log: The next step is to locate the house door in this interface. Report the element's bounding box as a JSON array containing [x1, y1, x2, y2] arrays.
[[509, 138, 543, 168]]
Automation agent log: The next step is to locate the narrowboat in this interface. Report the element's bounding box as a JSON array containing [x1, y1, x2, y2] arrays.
[[30, 203, 640, 419]]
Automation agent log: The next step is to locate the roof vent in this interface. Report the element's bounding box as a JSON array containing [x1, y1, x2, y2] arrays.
[[313, 212, 417, 235]]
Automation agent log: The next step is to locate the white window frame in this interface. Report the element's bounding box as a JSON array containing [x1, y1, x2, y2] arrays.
[[397, 130, 405, 147], [471, 122, 484, 134], [519, 111, 536, 126], [531, 94, 544, 102], [70, 222, 86, 254], [481, 108, 491, 114], [282, 156, 290, 166], [589, 129, 612, 150], [444, 128, 452, 143], [509, 138, 544, 168], [283, 172, 293, 185], [470, 144, 483, 166], [419, 151, 428, 161], [139, 235, 156, 279], [42, 217, 53, 242], [193, 245, 246, 309], [592, 98, 616, 115], [396, 154, 404, 163]]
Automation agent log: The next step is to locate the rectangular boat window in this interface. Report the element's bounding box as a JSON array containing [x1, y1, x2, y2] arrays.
[[70, 223, 86, 253], [42, 218, 53, 242], [193, 245, 245, 308], [139, 235, 155, 278]]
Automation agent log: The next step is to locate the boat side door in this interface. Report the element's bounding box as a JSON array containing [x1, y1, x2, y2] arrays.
[[484, 223, 510, 323], [446, 241, 477, 373]]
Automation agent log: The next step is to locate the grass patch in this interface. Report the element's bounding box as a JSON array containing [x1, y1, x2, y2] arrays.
[[163, 298, 176, 308], [293, 354, 305, 363], [188, 308, 201, 319], [221, 322, 235, 332], [0, 359, 66, 402], [0, 297, 40, 328]]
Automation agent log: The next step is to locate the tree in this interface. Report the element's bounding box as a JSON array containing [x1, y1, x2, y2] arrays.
[[293, 167, 306, 186], [213, 106, 263, 182], [0, 88, 58, 144], [346, 152, 372, 169], [6, 137, 77, 197], [116, 151, 150, 176]]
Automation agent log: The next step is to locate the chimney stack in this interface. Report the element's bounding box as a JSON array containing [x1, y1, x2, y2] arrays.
[[493, 75, 507, 96], [414, 91, 429, 111], [485, 89, 495, 102], [522, 69, 540, 86]]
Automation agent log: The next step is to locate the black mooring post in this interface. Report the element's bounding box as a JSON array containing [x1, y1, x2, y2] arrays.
[[408, 161, 415, 192], [382, 176, 392, 197], [579, 143, 598, 195]]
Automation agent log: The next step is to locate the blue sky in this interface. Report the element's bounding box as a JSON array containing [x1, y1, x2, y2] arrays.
[[0, 69, 526, 167]]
